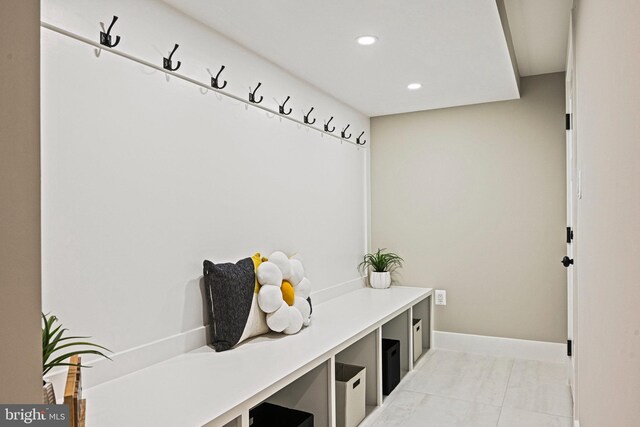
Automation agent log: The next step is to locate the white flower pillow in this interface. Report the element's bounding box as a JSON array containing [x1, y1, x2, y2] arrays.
[[256, 251, 312, 334]]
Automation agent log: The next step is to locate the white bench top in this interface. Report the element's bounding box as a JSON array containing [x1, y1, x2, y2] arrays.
[[84, 286, 432, 426]]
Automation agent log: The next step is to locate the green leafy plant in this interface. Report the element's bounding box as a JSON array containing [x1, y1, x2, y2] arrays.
[[358, 248, 404, 273], [42, 313, 111, 376]]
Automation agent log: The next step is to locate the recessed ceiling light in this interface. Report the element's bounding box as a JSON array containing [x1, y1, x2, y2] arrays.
[[407, 83, 422, 90], [356, 35, 378, 46]]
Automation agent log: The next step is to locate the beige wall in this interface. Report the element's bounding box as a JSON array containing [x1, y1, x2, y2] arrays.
[[573, 0, 640, 425], [0, 0, 42, 403], [371, 73, 567, 343]]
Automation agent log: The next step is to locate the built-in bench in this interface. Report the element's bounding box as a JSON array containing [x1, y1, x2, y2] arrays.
[[84, 286, 433, 426]]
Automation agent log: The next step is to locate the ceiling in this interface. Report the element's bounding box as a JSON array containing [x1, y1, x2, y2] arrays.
[[504, 0, 573, 76], [164, 0, 569, 117]]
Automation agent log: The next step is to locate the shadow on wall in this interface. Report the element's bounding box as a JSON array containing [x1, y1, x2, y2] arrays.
[[181, 275, 210, 345]]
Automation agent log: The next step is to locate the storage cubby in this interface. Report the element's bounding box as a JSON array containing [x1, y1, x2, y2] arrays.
[[221, 416, 242, 427], [335, 363, 366, 427], [412, 318, 423, 362], [411, 295, 432, 362], [263, 360, 330, 427], [249, 403, 313, 427], [381, 310, 411, 383], [335, 330, 380, 416]]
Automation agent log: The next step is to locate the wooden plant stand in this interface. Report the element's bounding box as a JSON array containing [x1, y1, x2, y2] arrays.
[[64, 355, 86, 427]]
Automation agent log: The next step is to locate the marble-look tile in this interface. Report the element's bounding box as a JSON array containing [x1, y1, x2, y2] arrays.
[[508, 359, 569, 387], [363, 351, 574, 427], [412, 348, 436, 369], [497, 407, 573, 427], [367, 390, 428, 427], [403, 350, 513, 406], [502, 359, 573, 417], [403, 394, 502, 427]]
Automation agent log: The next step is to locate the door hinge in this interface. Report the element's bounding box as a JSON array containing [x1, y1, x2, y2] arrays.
[[566, 226, 574, 243], [567, 339, 572, 357], [566, 113, 572, 130]]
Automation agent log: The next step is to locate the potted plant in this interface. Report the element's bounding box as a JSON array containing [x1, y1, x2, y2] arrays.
[[42, 313, 111, 404], [358, 248, 404, 289]]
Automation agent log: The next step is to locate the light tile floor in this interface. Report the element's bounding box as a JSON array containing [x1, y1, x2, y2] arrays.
[[361, 350, 573, 427]]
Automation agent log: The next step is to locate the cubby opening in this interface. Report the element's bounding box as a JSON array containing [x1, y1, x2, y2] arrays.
[[221, 416, 242, 427], [381, 310, 411, 386], [412, 295, 432, 363], [262, 360, 330, 427], [335, 329, 379, 417]]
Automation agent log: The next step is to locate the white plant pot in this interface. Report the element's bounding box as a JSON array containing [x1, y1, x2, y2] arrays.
[[369, 272, 391, 289]]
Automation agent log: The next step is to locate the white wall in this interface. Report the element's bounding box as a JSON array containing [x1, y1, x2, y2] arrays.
[[573, 0, 640, 425], [41, 0, 369, 388], [371, 73, 567, 343]]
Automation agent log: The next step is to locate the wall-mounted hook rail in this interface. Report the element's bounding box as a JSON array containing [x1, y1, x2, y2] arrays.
[[279, 96, 292, 115], [324, 116, 335, 133], [211, 65, 227, 89], [163, 44, 182, 71], [249, 82, 263, 104], [40, 21, 366, 149], [304, 107, 316, 125], [99, 15, 121, 48], [341, 124, 352, 139], [356, 131, 367, 145]]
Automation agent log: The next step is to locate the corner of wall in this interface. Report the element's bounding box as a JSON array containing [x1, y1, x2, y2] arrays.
[[496, 0, 521, 95]]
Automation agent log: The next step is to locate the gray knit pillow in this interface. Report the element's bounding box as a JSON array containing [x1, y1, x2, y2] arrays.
[[203, 257, 268, 351]]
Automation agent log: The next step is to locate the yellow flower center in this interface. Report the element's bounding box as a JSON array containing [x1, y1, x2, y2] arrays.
[[281, 281, 295, 306]]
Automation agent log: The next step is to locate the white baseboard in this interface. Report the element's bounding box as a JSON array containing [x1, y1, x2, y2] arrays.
[[433, 331, 567, 363], [311, 277, 366, 304], [574, 421, 580, 427], [46, 325, 208, 399]]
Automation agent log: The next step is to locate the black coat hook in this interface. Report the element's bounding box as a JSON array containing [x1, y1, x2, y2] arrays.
[[324, 116, 335, 133], [304, 107, 316, 125], [163, 44, 181, 71], [100, 16, 121, 48], [279, 96, 292, 115], [341, 124, 352, 139], [211, 65, 227, 89], [357, 131, 367, 145], [249, 82, 263, 104]]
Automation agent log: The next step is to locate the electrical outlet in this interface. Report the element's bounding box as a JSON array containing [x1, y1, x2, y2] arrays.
[[435, 290, 446, 306]]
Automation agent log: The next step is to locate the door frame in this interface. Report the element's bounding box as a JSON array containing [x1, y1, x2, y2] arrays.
[[565, 6, 579, 419]]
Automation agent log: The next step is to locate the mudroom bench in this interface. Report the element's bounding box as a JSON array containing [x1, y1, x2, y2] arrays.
[[84, 286, 433, 427]]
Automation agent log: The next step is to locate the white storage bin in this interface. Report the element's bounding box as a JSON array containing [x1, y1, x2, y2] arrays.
[[335, 363, 366, 427], [413, 318, 423, 362]]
